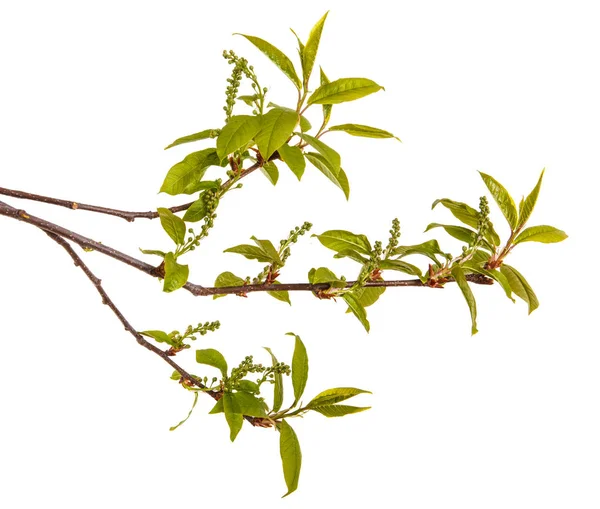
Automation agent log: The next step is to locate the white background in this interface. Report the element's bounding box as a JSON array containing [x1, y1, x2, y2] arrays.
[[1, 1, 598, 507]]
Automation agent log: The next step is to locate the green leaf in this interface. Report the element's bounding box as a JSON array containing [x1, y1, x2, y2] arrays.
[[160, 148, 220, 196], [392, 240, 447, 265], [250, 237, 282, 263], [500, 264, 539, 314], [320, 68, 332, 126], [140, 330, 174, 346], [451, 265, 478, 335], [163, 253, 189, 293], [342, 293, 370, 332], [432, 198, 501, 246], [170, 371, 182, 381], [267, 281, 291, 305], [237, 94, 259, 106], [224, 243, 277, 264], [164, 129, 218, 150], [290, 333, 308, 405], [182, 179, 220, 196], [308, 267, 345, 287], [313, 230, 372, 255], [328, 123, 400, 141], [307, 387, 371, 408], [479, 172, 519, 230], [277, 143, 305, 180], [157, 208, 186, 245], [348, 286, 386, 308], [311, 404, 370, 418], [425, 223, 481, 247], [308, 77, 384, 105], [379, 259, 423, 278], [169, 392, 199, 431], [237, 380, 260, 394], [333, 249, 369, 264], [255, 108, 298, 160], [279, 420, 302, 497], [518, 169, 544, 228], [304, 152, 349, 199], [213, 272, 245, 299], [463, 263, 515, 302], [264, 347, 284, 412], [209, 398, 224, 414], [231, 391, 267, 417], [299, 133, 340, 171], [182, 192, 215, 223], [300, 115, 312, 132], [139, 248, 167, 258], [302, 11, 329, 86], [514, 225, 568, 244], [216, 115, 261, 160], [223, 392, 244, 442], [195, 348, 228, 377], [260, 161, 279, 185], [235, 34, 301, 89]]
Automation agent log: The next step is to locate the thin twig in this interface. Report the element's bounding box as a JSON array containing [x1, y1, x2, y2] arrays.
[[42, 230, 263, 426], [0, 158, 266, 222]]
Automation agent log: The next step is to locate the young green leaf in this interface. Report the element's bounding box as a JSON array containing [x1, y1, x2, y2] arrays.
[[379, 259, 423, 278], [289, 333, 308, 405], [140, 330, 174, 346], [307, 387, 371, 408], [348, 286, 386, 309], [392, 240, 447, 265], [182, 179, 220, 196], [307, 77, 384, 105], [319, 68, 332, 126], [518, 169, 544, 228], [231, 391, 267, 417], [163, 253, 189, 293], [209, 398, 224, 414], [235, 34, 302, 89], [237, 380, 260, 394], [260, 161, 279, 185], [264, 347, 284, 412], [304, 152, 350, 199], [277, 143, 305, 180], [313, 230, 372, 255], [299, 133, 340, 171], [267, 282, 292, 305], [343, 293, 370, 332], [255, 108, 299, 160], [308, 267, 346, 287], [213, 271, 245, 299], [279, 420, 302, 498], [224, 241, 278, 264], [237, 94, 260, 106], [463, 263, 515, 302], [164, 129, 219, 150], [139, 248, 167, 258], [182, 193, 213, 223], [451, 265, 478, 335], [157, 208, 186, 245], [479, 172, 519, 230], [327, 123, 400, 141], [250, 237, 282, 263], [302, 11, 329, 86], [332, 249, 369, 264], [160, 148, 220, 195], [310, 404, 370, 418], [216, 115, 261, 160], [195, 348, 228, 377], [513, 225, 568, 244], [425, 223, 491, 250], [223, 392, 244, 442], [169, 392, 199, 431], [432, 198, 501, 246], [500, 265, 539, 314]]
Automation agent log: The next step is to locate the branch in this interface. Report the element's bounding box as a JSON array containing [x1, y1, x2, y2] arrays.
[[0, 159, 265, 222], [41, 230, 265, 426]]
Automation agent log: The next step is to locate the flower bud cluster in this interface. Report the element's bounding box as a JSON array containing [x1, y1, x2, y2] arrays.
[[385, 218, 401, 256]]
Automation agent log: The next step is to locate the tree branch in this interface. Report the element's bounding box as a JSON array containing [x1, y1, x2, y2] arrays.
[[0, 159, 265, 222], [41, 230, 267, 427]]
